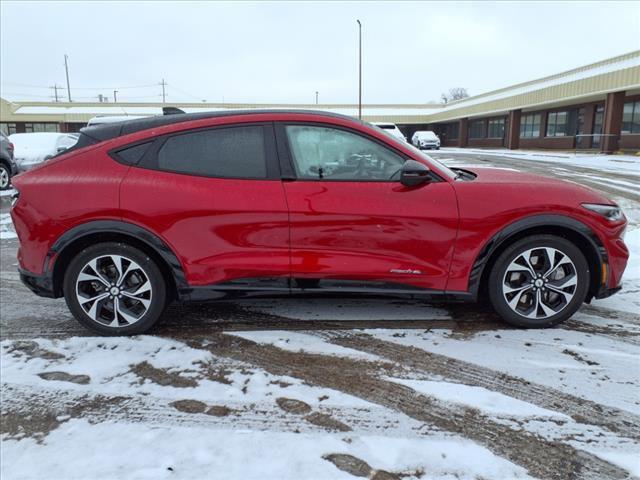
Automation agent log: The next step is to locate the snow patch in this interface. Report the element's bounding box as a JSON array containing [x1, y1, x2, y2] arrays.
[[388, 378, 569, 419]]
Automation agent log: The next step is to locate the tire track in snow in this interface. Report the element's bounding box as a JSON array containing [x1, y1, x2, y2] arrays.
[[326, 332, 640, 441], [1, 383, 434, 439], [202, 333, 629, 480]]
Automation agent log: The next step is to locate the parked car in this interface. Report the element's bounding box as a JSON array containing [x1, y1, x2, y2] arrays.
[[11, 110, 628, 335], [412, 130, 441, 150], [0, 131, 18, 191], [9, 132, 78, 172], [372, 122, 407, 142]]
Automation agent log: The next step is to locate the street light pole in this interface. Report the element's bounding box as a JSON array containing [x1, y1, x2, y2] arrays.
[[356, 20, 362, 120], [315, 91, 318, 105]]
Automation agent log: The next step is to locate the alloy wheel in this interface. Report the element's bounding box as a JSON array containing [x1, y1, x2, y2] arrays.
[[502, 247, 578, 319], [75, 254, 152, 327]]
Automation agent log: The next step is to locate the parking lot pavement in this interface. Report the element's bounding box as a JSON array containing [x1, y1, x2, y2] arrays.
[[1, 152, 639, 479]]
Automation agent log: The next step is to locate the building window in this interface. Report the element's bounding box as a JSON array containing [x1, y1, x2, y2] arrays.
[[592, 105, 604, 148], [546, 111, 568, 137], [24, 123, 60, 133], [519, 114, 541, 138], [0, 123, 17, 135], [487, 118, 505, 138], [622, 100, 640, 134], [469, 120, 485, 139], [439, 122, 459, 140]]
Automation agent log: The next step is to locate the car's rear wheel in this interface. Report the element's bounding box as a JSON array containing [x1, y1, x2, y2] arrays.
[[488, 235, 589, 328], [0, 163, 10, 190], [63, 243, 166, 335]]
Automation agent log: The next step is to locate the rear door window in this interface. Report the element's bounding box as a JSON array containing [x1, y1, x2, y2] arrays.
[[156, 125, 267, 179]]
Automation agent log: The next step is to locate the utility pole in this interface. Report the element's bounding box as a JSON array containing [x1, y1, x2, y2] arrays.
[[113, 90, 118, 103], [64, 54, 72, 102], [356, 20, 362, 120], [50, 84, 60, 102], [160, 78, 167, 103], [315, 91, 318, 105]]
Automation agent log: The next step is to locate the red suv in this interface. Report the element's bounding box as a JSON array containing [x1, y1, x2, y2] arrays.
[[10, 111, 628, 335]]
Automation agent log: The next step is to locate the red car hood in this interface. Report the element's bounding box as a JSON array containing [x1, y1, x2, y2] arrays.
[[455, 166, 614, 204]]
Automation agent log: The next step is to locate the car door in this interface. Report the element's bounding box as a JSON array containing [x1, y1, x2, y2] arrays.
[[120, 122, 290, 289], [277, 122, 459, 292]]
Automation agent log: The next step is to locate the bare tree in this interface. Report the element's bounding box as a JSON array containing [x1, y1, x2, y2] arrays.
[[441, 87, 469, 104]]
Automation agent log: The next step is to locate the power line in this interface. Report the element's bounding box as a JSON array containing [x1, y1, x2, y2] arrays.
[[166, 83, 204, 102], [1, 81, 159, 90]]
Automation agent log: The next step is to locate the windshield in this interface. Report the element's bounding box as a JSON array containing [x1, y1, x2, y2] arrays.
[[369, 123, 457, 180], [415, 131, 437, 140]]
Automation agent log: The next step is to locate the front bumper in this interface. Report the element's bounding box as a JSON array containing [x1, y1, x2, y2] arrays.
[[419, 144, 440, 150], [19, 268, 56, 298]]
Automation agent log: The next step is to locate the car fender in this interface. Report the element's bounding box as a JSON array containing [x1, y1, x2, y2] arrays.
[[48, 219, 189, 294], [467, 214, 606, 297]]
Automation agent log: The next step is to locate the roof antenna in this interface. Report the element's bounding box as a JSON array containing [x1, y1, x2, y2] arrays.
[[163, 106, 185, 115]]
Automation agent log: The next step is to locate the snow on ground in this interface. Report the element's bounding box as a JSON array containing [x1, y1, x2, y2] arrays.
[[1, 419, 532, 480], [0, 336, 372, 409], [387, 378, 569, 419], [0, 213, 16, 239], [440, 147, 640, 177], [367, 326, 640, 413]]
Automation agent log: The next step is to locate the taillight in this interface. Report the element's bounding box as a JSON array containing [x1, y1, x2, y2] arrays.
[[8, 142, 14, 152]]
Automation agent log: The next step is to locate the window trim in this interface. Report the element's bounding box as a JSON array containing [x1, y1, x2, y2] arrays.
[[545, 110, 569, 137], [275, 121, 443, 184], [486, 117, 506, 139], [520, 113, 542, 139], [111, 122, 281, 181], [622, 100, 640, 134]]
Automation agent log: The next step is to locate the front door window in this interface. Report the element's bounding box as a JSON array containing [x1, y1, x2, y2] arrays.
[[285, 125, 404, 181]]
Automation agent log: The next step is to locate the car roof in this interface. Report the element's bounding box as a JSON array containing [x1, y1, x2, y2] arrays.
[[80, 109, 361, 143]]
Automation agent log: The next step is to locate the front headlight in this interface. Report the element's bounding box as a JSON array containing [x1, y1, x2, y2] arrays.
[[582, 203, 624, 221]]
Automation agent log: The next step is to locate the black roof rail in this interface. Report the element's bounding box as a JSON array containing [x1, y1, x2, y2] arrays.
[[79, 109, 361, 144]]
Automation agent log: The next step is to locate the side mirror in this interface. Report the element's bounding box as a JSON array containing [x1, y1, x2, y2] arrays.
[[400, 160, 432, 187]]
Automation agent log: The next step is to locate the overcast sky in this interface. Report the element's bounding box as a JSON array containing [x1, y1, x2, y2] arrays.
[[1, 1, 639, 105]]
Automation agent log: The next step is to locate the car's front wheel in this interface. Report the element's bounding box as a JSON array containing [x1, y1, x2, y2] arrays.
[[63, 243, 167, 335], [488, 235, 589, 328], [0, 163, 11, 190]]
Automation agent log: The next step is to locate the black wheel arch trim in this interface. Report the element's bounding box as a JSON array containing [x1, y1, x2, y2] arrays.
[[467, 214, 607, 298], [48, 220, 189, 298]]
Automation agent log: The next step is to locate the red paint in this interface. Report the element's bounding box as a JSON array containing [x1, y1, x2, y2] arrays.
[[10, 111, 628, 297]]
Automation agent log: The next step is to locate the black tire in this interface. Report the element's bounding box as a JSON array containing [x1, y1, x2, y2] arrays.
[[488, 235, 589, 328], [63, 242, 167, 335], [0, 163, 11, 191]]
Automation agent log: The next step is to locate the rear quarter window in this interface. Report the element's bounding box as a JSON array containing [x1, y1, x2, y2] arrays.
[[156, 125, 267, 179], [114, 142, 153, 165]]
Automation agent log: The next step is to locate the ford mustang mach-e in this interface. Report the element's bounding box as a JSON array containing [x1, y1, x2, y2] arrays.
[[10, 110, 628, 335]]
